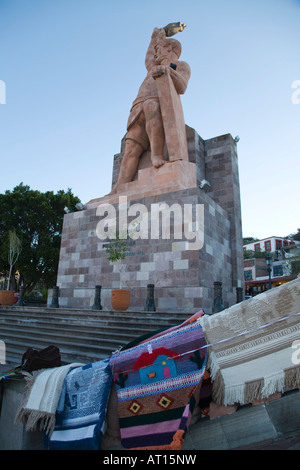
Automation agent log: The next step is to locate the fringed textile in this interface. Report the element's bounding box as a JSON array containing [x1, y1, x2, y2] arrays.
[[15, 363, 83, 435], [200, 277, 300, 406], [109, 313, 207, 450]]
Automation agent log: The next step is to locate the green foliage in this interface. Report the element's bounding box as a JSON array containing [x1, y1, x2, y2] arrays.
[[105, 233, 128, 263], [243, 249, 272, 260], [290, 228, 300, 242], [7, 230, 22, 290], [243, 250, 255, 260], [243, 236, 259, 245], [0, 183, 81, 292]]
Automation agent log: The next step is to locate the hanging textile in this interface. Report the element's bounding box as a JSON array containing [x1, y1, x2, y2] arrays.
[[48, 358, 112, 450], [110, 314, 207, 450]]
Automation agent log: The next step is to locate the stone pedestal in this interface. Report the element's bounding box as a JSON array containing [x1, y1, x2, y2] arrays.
[[56, 126, 244, 314], [87, 160, 197, 208]]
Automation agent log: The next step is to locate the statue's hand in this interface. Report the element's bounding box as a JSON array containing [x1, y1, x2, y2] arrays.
[[151, 65, 168, 79], [163, 22, 186, 37], [152, 27, 166, 40]]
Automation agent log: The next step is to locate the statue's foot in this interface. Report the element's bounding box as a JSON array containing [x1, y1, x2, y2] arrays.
[[151, 156, 165, 168], [107, 186, 118, 195]]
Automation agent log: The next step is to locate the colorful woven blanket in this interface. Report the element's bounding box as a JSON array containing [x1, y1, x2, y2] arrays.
[[200, 277, 300, 406], [47, 358, 112, 450], [109, 314, 207, 450]]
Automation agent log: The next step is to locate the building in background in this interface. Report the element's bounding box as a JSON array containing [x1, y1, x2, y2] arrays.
[[244, 236, 297, 253], [243, 236, 300, 296]]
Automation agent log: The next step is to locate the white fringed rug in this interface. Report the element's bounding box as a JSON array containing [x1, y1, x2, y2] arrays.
[[200, 277, 300, 406]]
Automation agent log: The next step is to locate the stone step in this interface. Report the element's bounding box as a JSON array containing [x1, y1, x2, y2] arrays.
[[0, 306, 191, 366], [0, 308, 187, 341], [0, 312, 184, 329], [0, 323, 139, 350], [1, 323, 130, 366], [0, 306, 189, 324], [3, 340, 110, 366], [0, 312, 184, 346], [0, 316, 169, 339]]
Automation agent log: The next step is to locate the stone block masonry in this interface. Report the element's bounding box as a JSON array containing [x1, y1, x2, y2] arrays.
[[204, 133, 244, 293], [56, 126, 244, 313]]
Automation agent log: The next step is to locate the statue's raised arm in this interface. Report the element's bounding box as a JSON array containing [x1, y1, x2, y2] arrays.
[[145, 22, 186, 71]]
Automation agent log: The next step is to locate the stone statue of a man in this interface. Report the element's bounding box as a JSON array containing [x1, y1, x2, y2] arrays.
[[110, 23, 191, 194]]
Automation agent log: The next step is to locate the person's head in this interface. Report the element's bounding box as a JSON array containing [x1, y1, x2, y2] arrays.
[[154, 38, 181, 64]]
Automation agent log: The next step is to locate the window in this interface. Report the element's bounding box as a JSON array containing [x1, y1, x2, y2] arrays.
[[264, 240, 271, 251], [273, 265, 283, 277], [275, 239, 282, 250], [244, 270, 253, 281], [254, 243, 260, 252]]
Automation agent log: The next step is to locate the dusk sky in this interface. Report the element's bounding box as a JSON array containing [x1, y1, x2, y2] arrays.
[[0, 0, 299, 240]]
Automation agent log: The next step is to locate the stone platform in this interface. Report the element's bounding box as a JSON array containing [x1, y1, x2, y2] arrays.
[[87, 160, 198, 208]]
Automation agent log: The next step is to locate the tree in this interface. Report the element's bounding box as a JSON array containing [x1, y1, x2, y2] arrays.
[[243, 236, 259, 245], [289, 229, 300, 242], [0, 183, 80, 292], [7, 230, 22, 290]]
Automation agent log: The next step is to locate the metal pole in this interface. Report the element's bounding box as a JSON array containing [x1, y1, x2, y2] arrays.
[[17, 285, 26, 306], [144, 284, 156, 312], [213, 281, 224, 314], [92, 285, 102, 310], [50, 286, 59, 308]]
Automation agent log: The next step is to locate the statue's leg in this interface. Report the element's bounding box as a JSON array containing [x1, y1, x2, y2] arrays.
[[143, 99, 165, 168], [109, 139, 144, 194]]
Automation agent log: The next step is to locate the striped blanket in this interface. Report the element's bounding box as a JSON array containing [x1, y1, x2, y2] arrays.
[[109, 314, 207, 450], [200, 277, 300, 406], [48, 358, 112, 450]]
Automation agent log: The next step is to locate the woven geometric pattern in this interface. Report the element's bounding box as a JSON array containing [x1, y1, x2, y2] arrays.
[[109, 316, 207, 450]]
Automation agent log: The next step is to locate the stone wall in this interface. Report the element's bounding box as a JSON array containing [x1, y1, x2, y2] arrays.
[[56, 125, 244, 313]]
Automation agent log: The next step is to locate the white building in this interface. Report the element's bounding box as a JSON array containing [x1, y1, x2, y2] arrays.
[[243, 236, 297, 253]]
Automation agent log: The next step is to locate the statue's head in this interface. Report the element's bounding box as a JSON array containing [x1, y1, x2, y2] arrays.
[[154, 38, 182, 64]]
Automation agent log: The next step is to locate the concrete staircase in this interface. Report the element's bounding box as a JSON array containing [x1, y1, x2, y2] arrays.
[[0, 306, 189, 366]]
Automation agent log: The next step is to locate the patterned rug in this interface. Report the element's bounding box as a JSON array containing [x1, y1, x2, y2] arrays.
[[200, 277, 300, 406], [109, 314, 207, 450], [47, 358, 112, 450]]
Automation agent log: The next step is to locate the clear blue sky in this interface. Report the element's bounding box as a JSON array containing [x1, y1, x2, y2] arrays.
[[0, 0, 299, 240]]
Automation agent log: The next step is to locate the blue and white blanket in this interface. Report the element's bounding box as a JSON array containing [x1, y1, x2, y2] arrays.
[[47, 358, 112, 450]]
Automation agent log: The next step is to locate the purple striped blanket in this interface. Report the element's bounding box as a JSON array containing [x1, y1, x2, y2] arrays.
[[109, 313, 207, 450]]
